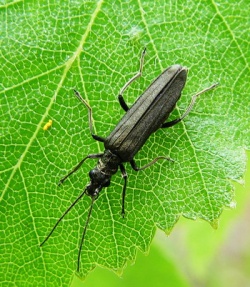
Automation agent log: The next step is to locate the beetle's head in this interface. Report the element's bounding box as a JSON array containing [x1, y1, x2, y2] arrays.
[[86, 168, 111, 198]]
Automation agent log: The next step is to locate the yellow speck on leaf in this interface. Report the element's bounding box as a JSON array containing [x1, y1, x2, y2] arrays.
[[43, 120, 52, 130]]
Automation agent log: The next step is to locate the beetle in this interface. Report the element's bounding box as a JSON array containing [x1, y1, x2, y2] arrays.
[[40, 48, 217, 271]]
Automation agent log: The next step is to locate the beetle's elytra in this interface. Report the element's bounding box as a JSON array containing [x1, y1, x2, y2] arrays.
[[40, 48, 218, 272]]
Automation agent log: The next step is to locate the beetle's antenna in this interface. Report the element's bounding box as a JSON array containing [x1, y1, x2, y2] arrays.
[[40, 189, 87, 247], [77, 196, 96, 272]]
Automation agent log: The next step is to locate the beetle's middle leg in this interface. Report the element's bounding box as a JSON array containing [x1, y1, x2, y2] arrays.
[[119, 164, 128, 217], [130, 157, 173, 171]]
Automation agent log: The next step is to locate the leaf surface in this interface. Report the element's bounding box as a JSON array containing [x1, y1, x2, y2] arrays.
[[0, 0, 249, 285]]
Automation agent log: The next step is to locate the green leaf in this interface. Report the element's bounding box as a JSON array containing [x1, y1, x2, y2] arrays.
[[1, 0, 249, 286]]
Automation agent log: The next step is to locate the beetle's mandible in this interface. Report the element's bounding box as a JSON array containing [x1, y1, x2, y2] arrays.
[[40, 48, 218, 272]]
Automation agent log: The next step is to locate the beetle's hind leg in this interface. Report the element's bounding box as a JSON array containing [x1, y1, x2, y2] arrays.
[[161, 83, 219, 128], [118, 48, 146, 111], [74, 90, 105, 142]]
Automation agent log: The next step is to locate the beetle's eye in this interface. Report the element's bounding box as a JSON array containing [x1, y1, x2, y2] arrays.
[[89, 169, 96, 179]]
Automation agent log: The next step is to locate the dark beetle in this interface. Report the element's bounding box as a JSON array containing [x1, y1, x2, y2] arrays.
[[40, 49, 217, 271]]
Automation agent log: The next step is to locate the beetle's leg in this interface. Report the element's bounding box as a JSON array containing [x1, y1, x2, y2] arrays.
[[161, 83, 219, 128], [74, 90, 106, 142], [58, 153, 103, 185], [119, 164, 127, 217], [130, 156, 173, 171], [118, 48, 146, 111]]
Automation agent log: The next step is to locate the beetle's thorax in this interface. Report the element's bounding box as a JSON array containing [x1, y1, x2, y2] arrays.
[[86, 150, 122, 198], [97, 149, 122, 175]]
